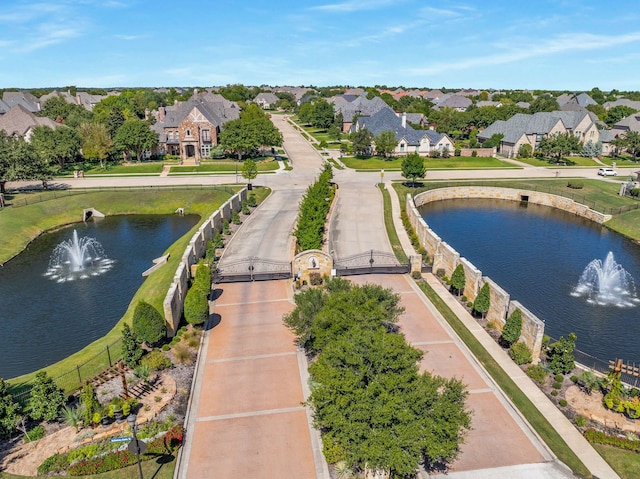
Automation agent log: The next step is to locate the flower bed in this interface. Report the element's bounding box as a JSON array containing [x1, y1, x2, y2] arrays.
[[584, 428, 640, 453]]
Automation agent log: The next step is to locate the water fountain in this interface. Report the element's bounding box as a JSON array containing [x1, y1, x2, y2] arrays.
[[45, 230, 114, 282], [572, 251, 639, 307]]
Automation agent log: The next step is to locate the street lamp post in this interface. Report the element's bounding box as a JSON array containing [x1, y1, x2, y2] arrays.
[[127, 414, 144, 479]]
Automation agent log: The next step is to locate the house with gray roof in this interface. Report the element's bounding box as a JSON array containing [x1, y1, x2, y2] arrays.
[[603, 99, 640, 111], [432, 94, 472, 111], [0, 99, 10, 115], [612, 112, 640, 136], [478, 110, 601, 158], [151, 90, 240, 163], [352, 108, 453, 156], [2, 91, 41, 113], [556, 92, 596, 108], [253, 92, 280, 109], [333, 93, 391, 132], [0, 104, 60, 140]]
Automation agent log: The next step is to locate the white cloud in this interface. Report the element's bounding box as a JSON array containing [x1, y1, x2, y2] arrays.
[[20, 26, 82, 52], [114, 34, 146, 41], [0, 2, 64, 23], [310, 0, 399, 13], [409, 31, 640, 75]]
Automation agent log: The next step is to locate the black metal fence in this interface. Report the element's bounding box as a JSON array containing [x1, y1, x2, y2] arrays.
[[1, 184, 238, 209], [415, 180, 640, 216], [11, 337, 123, 406]]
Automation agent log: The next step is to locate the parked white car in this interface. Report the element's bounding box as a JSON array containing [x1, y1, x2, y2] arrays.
[[598, 167, 617, 176]]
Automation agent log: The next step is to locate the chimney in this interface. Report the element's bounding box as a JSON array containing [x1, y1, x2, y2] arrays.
[[36, 101, 41, 112], [144, 108, 150, 120], [158, 106, 165, 122], [401, 112, 406, 128], [193, 88, 198, 97]]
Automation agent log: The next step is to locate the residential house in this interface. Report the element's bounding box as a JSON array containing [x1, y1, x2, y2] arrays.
[[604, 99, 640, 111], [272, 86, 312, 105], [2, 91, 41, 113], [423, 89, 443, 101], [352, 107, 453, 156], [556, 92, 597, 108], [611, 112, 640, 136], [0, 104, 60, 141], [39, 90, 77, 106], [0, 99, 10, 115], [253, 92, 280, 109], [75, 91, 112, 111], [432, 94, 472, 111], [477, 110, 601, 158], [598, 129, 617, 156], [332, 93, 390, 132], [476, 101, 503, 108], [151, 91, 240, 163]]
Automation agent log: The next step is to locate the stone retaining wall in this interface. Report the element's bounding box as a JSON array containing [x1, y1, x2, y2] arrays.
[[406, 188, 561, 363], [163, 188, 247, 336]]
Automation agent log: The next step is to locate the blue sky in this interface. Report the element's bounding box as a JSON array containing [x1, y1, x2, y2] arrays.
[[2, 0, 640, 90]]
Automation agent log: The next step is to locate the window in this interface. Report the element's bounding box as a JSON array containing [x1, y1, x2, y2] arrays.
[[201, 129, 211, 142], [574, 131, 581, 137], [186, 129, 191, 137], [201, 144, 211, 158], [590, 130, 595, 138], [400, 143, 405, 152], [535, 134, 542, 143], [168, 131, 173, 140]]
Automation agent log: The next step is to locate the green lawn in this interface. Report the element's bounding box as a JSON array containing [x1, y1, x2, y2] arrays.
[[1, 187, 245, 389], [516, 156, 601, 167], [592, 444, 640, 479], [394, 178, 638, 215], [0, 455, 176, 479], [599, 157, 640, 167], [341, 155, 517, 170], [169, 160, 279, 175], [378, 184, 408, 263], [59, 163, 164, 176]]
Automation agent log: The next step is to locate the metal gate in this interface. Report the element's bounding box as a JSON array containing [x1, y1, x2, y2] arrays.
[[334, 250, 410, 276], [214, 257, 292, 283]]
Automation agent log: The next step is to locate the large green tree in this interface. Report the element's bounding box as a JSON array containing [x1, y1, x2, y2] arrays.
[[401, 152, 426, 186], [450, 264, 466, 297], [0, 378, 21, 438], [547, 333, 577, 374], [350, 129, 373, 156], [501, 308, 522, 347], [78, 122, 113, 168], [538, 133, 582, 161], [374, 130, 398, 158], [132, 300, 166, 345], [310, 98, 335, 129], [40, 96, 92, 128], [30, 125, 82, 168], [219, 107, 282, 160], [529, 95, 560, 113], [473, 282, 491, 319], [113, 118, 158, 162], [0, 132, 51, 191]]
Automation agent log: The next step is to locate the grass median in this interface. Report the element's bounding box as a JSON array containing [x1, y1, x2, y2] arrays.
[[2, 187, 247, 389]]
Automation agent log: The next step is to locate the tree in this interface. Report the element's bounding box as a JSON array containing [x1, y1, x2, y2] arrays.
[[518, 143, 533, 158], [581, 139, 602, 157], [350, 128, 373, 156], [184, 263, 211, 325], [121, 323, 143, 367], [241, 158, 258, 184], [529, 95, 560, 113], [0, 132, 51, 190], [374, 130, 398, 158], [538, 133, 582, 161], [78, 122, 113, 168], [401, 152, 426, 187], [0, 378, 21, 438], [547, 333, 577, 374], [605, 105, 637, 127], [327, 123, 341, 142], [79, 381, 100, 427], [132, 300, 166, 345], [450, 264, 466, 297], [28, 372, 64, 421], [473, 282, 491, 319], [501, 308, 522, 347], [30, 125, 81, 168], [310, 98, 335, 129], [105, 105, 126, 138], [219, 110, 282, 160], [481, 133, 504, 149], [113, 118, 158, 162], [621, 131, 640, 160], [41, 96, 92, 128]]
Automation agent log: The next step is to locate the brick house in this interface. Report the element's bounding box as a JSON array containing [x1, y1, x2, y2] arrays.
[[151, 91, 240, 163]]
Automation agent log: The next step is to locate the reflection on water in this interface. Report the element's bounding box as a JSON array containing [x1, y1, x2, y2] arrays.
[[420, 198, 640, 362], [0, 215, 198, 378]]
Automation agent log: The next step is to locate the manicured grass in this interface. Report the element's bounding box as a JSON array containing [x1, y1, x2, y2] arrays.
[[340, 155, 517, 170], [0, 454, 176, 479], [2, 187, 243, 388], [603, 209, 640, 239], [378, 183, 408, 263], [592, 443, 640, 479], [59, 163, 164, 176], [393, 178, 639, 215], [169, 160, 279, 175], [516, 157, 601, 167], [599, 157, 640, 167], [416, 280, 591, 478]]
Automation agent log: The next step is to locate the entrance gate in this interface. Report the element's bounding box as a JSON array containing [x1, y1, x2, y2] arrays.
[[334, 250, 410, 277], [214, 257, 292, 283]]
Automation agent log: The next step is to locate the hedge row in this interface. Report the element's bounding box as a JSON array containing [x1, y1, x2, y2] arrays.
[[184, 263, 210, 325], [294, 163, 333, 251], [583, 428, 640, 453]]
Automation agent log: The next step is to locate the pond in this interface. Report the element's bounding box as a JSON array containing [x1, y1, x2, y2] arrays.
[[419, 198, 640, 363], [0, 215, 199, 378]]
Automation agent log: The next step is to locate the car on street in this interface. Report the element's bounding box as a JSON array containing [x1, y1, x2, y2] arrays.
[[598, 167, 617, 176]]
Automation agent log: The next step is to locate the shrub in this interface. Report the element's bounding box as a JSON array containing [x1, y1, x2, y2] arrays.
[[454, 149, 461, 156], [232, 211, 241, 225], [501, 308, 522, 347], [309, 272, 323, 286], [28, 371, 65, 421], [121, 323, 143, 367], [24, 424, 46, 442], [571, 375, 579, 383], [223, 219, 230, 235], [554, 374, 564, 382], [0, 378, 21, 438], [550, 390, 558, 396], [162, 344, 170, 351], [247, 194, 257, 207], [553, 381, 563, 390], [486, 320, 500, 331], [584, 429, 640, 453], [141, 351, 171, 371], [184, 286, 209, 325], [567, 181, 584, 189], [461, 295, 467, 302], [509, 342, 532, 365], [518, 143, 533, 158], [79, 382, 100, 427], [212, 232, 224, 249], [132, 300, 166, 345], [411, 271, 422, 280], [548, 333, 577, 374], [173, 345, 193, 364], [559, 399, 568, 407], [466, 301, 473, 308], [575, 415, 587, 427], [526, 364, 547, 385], [471, 150, 478, 157], [241, 200, 250, 215]]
